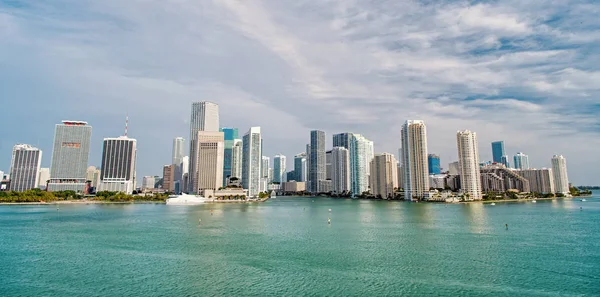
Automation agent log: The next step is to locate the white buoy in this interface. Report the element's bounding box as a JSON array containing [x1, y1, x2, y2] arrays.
[[328, 218, 331, 224], [328, 208, 332, 212]]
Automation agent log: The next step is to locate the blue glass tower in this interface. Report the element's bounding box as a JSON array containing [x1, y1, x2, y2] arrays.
[[491, 141, 505, 163], [220, 127, 239, 185], [427, 154, 441, 175]]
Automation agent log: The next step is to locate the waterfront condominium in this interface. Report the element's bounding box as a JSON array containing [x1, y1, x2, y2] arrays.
[[369, 153, 398, 198], [242, 127, 262, 197], [491, 141, 505, 164], [273, 154, 286, 183], [193, 131, 224, 192], [309, 130, 326, 192], [188, 101, 219, 192], [401, 120, 429, 200], [293, 153, 307, 182], [517, 168, 555, 194], [162, 164, 175, 193], [231, 139, 243, 179], [457, 130, 482, 200], [551, 155, 569, 194], [97, 136, 137, 194], [350, 134, 374, 196], [9, 144, 42, 192], [48, 121, 92, 193], [427, 154, 441, 175], [331, 147, 350, 193], [514, 152, 530, 170], [220, 128, 239, 185]]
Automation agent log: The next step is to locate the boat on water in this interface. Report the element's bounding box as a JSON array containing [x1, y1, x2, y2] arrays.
[[581, 199, 587, 202], [532, 200, 537, 203], [166, 193, 210, 205], [490, 203, 496, 206]]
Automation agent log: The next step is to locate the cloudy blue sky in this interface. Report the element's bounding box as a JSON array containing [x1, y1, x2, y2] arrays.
[[1, 0, 599, 185]]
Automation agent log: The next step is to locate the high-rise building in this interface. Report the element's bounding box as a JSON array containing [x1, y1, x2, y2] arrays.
[[162, 164, 175, 193], [261, 156, 270, 180], [551, 155, 569, 194], [491, 141, 505, 164], [517, 168, 555, 194], [48, 121, 92, 193], [325, 150, 332, 180], [294, 153, 307, 182], [86, 166, 100, 189], [231, 139, 243, 179], [457, 130, 482, 200], [273, 154, 286, 183], [448, 161, 460, 175], [480, 164, 530, 193], [350, 134, 374, 195], [8, 144, 42, 192], [220, 128, 239, 185], [305, 144, 311, 187], [142, 176, 155, 190], [514, 152, 530, 170], [188, 101, 219, 192], [193, 131, 224, 192], [309, 130, 326, 192], [38, 167, 50, 189], [500, 155, 510, 168], [331, 147, 350, 193], [242, 127, 262, 197], [286, 171, 295, 182], [369, 153, 398, 198], [97, 136, 137, 194], [333, 133, 352, 150], [428, 154, 441, 175], [401, 120, 429, 200], [172, 137, 185, 165]]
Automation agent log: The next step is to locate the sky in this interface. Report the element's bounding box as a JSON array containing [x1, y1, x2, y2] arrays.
[[1, 0, 600, 185]]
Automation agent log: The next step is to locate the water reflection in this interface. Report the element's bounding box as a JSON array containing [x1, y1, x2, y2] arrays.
[[461, 203, 488, 234]]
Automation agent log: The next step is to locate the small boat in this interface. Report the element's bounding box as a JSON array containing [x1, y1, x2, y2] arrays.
[[166, 193, 209, 205], [581, 199, 587, 202], [532, 200, 537, 203], [490, 203, 496, 206]]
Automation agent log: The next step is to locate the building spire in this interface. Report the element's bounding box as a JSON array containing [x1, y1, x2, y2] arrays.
[[125, 114, 129, 137]]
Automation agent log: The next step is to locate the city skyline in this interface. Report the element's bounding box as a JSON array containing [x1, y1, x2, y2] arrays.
[[2, 2, 600, 185]]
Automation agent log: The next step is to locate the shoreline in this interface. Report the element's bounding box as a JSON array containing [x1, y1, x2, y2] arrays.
[[0, 198, 270, 205]]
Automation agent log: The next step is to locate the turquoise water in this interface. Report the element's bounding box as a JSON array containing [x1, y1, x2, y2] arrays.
[[1, 193, 599, 296]]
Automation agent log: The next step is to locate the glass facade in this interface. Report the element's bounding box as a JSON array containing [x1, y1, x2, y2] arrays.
[[220, 128, 239, 185], [491, 141, 505, 163], [427, 154, 441, 175]]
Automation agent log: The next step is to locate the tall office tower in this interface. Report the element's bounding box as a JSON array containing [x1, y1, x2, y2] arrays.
[[491, 141, 505, 163], [517, 168, 555, 194], [369, 153, 398, 198], [333, 133, 352, 150], [142, 176, 155, 190], [325, 150, 332, 180], [428, 154, 441, 175], [193, 131, 224, 192], [188, 101, 219, 192], [86, 166, 100, 189], [331, 147, 350, 193], [350, 134, 374, 195], [261, 156, 270, 180], [231, 139, 243, 179], [97, 136, 137, 194], [514, 152, 530, 170], [242, 127, 262, 197], [172, 137, 185, 165], [305, 144, 311, 188], [38, 168, 50, 189], [273, 154, 286, 183], [293, 153, 307, 182], [48, 121, 92, 193], [309, 130, 326, 192], [220, 128, 239, 185], [500, 155, 510, 168], [8, 144, 42, 192], [551, 155, 569, 194], [457, 130, 482, 200], [162, 164, 175, 193], [401, 120, 429, 200], [397, 148, 404, 189]]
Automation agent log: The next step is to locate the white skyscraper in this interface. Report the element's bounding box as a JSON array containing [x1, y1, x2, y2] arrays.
[[242, 127, 262, 197], [331, 147, 350, 193], [457, 130, 482, 200], [193, 131, 224, 192], [48, 121, 92, 193], [188, 101, 219, 192], [401, 120, 429, 200], [172, 137, 185, 165], [273, 154, 287, 183], [231, 139, 243, 179], [369, 153, 398, 198], [38, 167, 50, 189], [514, 152, 530, 170], [97, 136, 137, 194], [551, 155, 569, 194], [350, 134, 374, 195], [518, 168, 555, 194], [9, 144, 42, 192]]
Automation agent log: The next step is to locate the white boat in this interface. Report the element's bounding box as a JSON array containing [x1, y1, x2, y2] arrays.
[[581, 199, 587, 202], [532, 200, 537, 203], [166, 193, 210, 205], [490, 203, 496, 206]]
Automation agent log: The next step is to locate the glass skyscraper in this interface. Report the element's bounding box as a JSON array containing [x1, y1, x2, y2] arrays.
[[220, 127, 239, 185], [491, 141, 505, 163], [427, 154, 441, 175]]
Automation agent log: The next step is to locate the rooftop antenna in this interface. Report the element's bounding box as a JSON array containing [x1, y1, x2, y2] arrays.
[[125, 114, 129, 137]]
